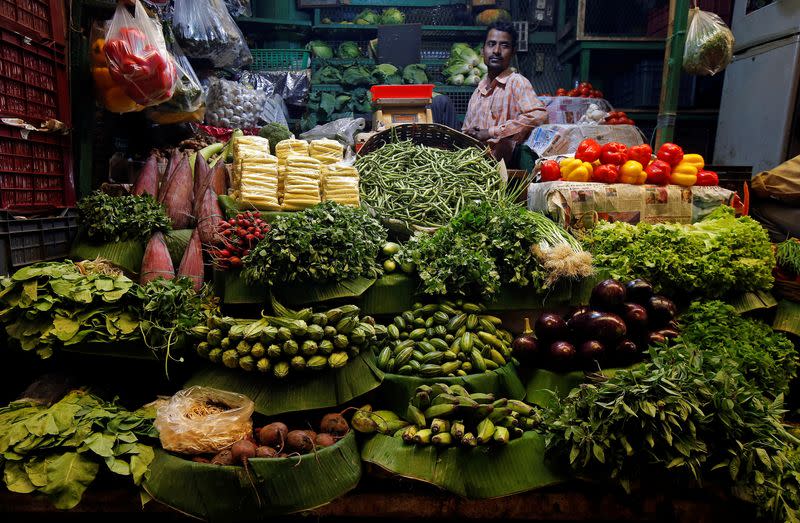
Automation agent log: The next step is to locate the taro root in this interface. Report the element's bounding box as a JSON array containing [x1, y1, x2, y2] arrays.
[[319, 413, 350, 437]]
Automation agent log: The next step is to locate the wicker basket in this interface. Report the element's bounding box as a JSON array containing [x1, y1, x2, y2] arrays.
[[358, 123, 487, 157]]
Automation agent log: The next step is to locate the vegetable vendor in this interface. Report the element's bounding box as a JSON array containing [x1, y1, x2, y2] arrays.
[[462, 22, 548, 164]]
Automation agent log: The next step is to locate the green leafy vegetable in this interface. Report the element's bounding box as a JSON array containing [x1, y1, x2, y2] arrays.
[[242, 201, 387, 286], [402, 63, 428, 84], [258, 123, 292, 154], [372, 63, 401, 84], [311, 66, 342, 84], [0, 390, 157, 509], [306, 40, 333, 59], [683, 8, 734, 76], [354, 8, 380, 25], [583, 206, 774, 297], [381, 8, 405, 24], [77, 191, 171, 243], [777, 238, 800, 277], [342, 65, 374, 87], [337, 41, 361, 59]]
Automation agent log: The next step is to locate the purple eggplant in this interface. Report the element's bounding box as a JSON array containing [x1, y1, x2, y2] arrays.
[[590, 279, 627, 311], [624, 279, 654, 305], [647, 331, 667, 345], [647, 296, 677, 327], [615, 339, 640, 359], [579, 340, 606, 363], [535, 312, 568, 342], [549, 341, 577, 369], [621, 302, 649, 332], [512, 318, 540, 364]]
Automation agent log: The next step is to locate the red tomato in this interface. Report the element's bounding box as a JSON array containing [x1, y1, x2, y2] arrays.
[[607, 118, 620, 125], [555, 88, 567, 96], [539, 160, 562, 182]]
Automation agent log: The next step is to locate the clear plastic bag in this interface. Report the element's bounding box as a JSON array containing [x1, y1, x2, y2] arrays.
[[146, 25, 205, 124], [90, 20, 145, 113], [299, 117, 366, 148], [224, 0, 251, 17], [204, 77, 288, 129], [683, 6, 735, 76], [173, 0, 252, 69], [104, 0, 178, 107], [154, 386, 254, 455]]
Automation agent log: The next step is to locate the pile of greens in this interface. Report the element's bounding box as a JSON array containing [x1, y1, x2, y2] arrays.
[[242, 201, 387, 286], [777, 238, 800, 278], [1, 390, 157, 509], [258, 122, 292, 154], [399, 202, 592, 299], [583, 206, 774, 297], [544, 301, 800, 522], [0, 261, 214, 364], [77, 191, 171, 243], [302, 88, 372, 131]]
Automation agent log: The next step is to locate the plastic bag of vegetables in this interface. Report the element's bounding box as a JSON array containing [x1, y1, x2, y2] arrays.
[[172, 0, 252, 69], [146, 26, 205, 124], [683, 7, 734, 76], [90, 20, 144, 113], [204, 77, 287, 129]]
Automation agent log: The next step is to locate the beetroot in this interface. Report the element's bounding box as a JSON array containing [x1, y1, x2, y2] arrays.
[[132, 154, 159, 197], [177, 228, 204, 291], [319, 413, 349, 437], [255, 446, 278, 458], [257, 422, 288, 449], [230, 439, 257, 464], [140, 232, 175, 284], [286, 430, 315, 453], [315, 433, 336, 448]]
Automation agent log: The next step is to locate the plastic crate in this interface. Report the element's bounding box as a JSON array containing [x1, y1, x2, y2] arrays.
[[0, 209, 78, 275], [250, 49, 311, 70], [0, 28, 70, 124], [630, 59, 695, 108], [0, 0, 66, 43], [0, 124, 73, 210]]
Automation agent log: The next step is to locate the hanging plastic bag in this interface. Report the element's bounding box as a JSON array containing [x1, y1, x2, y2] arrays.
[[155, 386, 254, 455], [146, 25, 206, 124], [224, 0, 251, 17], [299, 117, 366, 148], [204, 77, 288, 129], [683, 6, 735, 76], [104, 0, 178, 107], [172, 0, 252, 69], [90, 20, 145, 113]]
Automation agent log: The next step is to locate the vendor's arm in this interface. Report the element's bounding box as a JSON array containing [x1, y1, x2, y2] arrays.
[[487, 75, 547, 140]]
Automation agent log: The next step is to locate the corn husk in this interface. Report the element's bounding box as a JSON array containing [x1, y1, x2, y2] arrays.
[[197, 188, 223, 246], [282, 155, 321, 210], [141, 232, 175, 284], [309, 138, 344, 165], [160, 155, 195, 229], [133, 153, 159, 197], [177, 228, 204, 291], [275, 138, 309, 160]]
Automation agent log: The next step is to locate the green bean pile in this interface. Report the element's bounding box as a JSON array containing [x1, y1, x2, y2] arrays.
[[356, 141, 505, 229]]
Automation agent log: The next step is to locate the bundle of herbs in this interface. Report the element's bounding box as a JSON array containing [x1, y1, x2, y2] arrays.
[[242, 201, 386, 286], [0, 390, 157, 509], [777, 238, 800, 278], [77, 191, 171, 243], [398, 202, 592, 299], [583, 206, 774, 298], [544, 301, 800, 522]]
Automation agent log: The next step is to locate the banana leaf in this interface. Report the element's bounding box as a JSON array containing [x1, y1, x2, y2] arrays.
[[185, 351, 384, 416], [274, 276, 377, 306], [728, 290, 777, 314], [70, 234, 144, 275], [214, 270, 267, 304], [360, 432, 567, 499], [144, 431, 361, 522], [774, 300, 800, 338], [376, 364, 525, 413], [164, 229, 193, 269], [358, 273, 417, 316], [488, 276, 599, 311], [523, 364, 646, 408]]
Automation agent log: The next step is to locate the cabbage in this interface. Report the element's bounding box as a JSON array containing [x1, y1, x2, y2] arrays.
[[342, 65, 373, 86], [450, 44, 480, 67], [306, 40, 333, 59], [355, 8, 380, 25], [443, 62, 472, 77], [402, 63, 428, 84], [337, 41, 361, 59], [311, 66, 342, 84], [450, 74, 465, 86], [381, 8, 405, 24], [465, 73, 481, 86], [372, 63, 401, 84], [478, 63, 488, 74]]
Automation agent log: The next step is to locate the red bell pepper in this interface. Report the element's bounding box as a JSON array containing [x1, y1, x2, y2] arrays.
[[575, 138, 602, 163], [539, 160, 561, 182], [599, 142, 629, 165], [695, 169, 719, 186], [591, 164, 619, 184], [656, 143, 684, 167], [644, 160, 672, 185], [628, 144, 652, 166]]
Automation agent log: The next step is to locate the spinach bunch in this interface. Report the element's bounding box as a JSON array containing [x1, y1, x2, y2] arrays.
[[0, 390, 156, 509], [544, 303, 800, 522], [77, 191, 171, 243], [584, 206, 774, 297], [242, 201, 386, 286]]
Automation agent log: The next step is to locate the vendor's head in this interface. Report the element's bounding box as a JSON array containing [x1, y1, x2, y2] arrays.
[[483, 21, 517, 76]]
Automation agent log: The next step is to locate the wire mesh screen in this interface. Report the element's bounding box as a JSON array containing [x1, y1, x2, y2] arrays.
[[512, 0, 556, 29], [516, 44, 564, 96], [317, 5, 472, 26], [582, 0, 668, 38]]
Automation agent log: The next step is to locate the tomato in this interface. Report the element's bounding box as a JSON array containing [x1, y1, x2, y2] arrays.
[[539, 159, 562, 182], [622, 118, 635, 125], [579, 82, 592, 90], [556, 88, 567, 96], [568, 89, 578, 97], [607, 118, 620, 125]]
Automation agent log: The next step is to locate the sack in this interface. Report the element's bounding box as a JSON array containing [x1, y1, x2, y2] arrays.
[[683, 6, 735, 76], [104, 0, 178, 107], [155, 386, 254, 455], [146, 25, 206, 124], [751, 154, 800, 204], [173, 0, 252, 69]]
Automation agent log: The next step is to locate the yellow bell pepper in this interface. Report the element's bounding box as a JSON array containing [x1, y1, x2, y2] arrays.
[[618, 160, 646, 184], [101, 86, 143, 114], [91, 38, 106, 67], [91, 67, 115, 90], [560, 158, 592, 182], [670, 162, 698, 186], [681, 153, 705, 171]]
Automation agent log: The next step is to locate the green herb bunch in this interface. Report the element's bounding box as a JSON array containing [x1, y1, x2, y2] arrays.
[[0, 390, 157, 509], [544, 302, 800, 522], [77, 191, 171, 243], [242, 201, 387, 286], [777, 239, 800, 277], [399, 202, 591, 299], [584, 206, 774, 297]]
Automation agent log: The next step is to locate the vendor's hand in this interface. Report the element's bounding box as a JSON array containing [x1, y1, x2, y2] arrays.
[[473, 128, 492, 142]]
